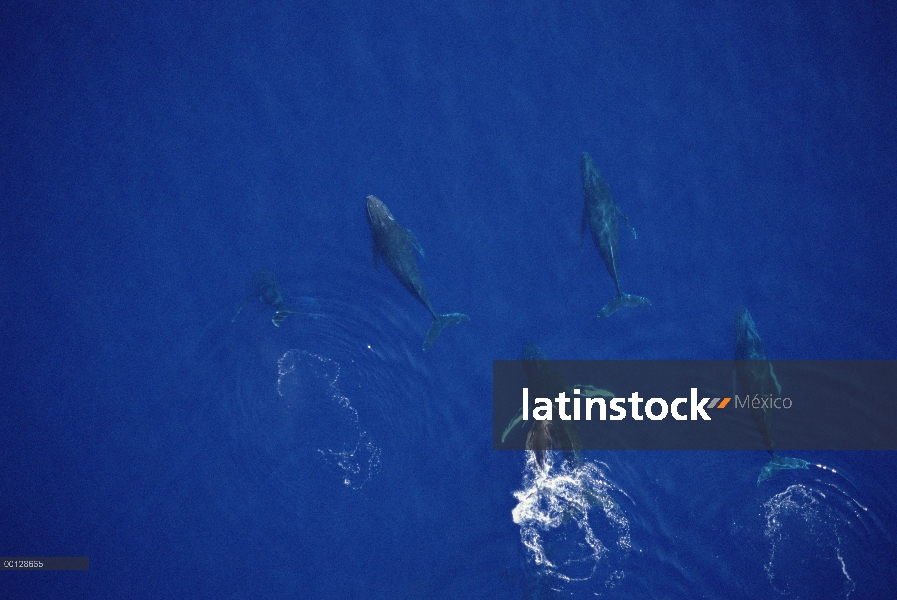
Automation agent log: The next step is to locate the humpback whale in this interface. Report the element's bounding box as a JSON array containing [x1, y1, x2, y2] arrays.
[[734, 306, 809, 483], [580, 152, 651, 320], [518, 342, 583, 470], [366, 196, 469, 351], [502, 343, 613, 453], [231, 271, 296, 327]]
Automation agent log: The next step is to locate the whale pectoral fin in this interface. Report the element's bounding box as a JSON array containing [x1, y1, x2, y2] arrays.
[[617, 207, 637, 240], [405, 229, 424, 257], [768, 362, 782, 396], [230, 298, 249, 323], [501, 409, 524, 444], [571, 385, 614, 398]]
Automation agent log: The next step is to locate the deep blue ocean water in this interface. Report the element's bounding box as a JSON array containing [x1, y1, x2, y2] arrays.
[[2, 1, 896, 598]]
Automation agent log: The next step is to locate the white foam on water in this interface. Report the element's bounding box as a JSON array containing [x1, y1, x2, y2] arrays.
[[512, 451, 630, 589], [764, 484, 856, 599], [277, 350, 380, 489]]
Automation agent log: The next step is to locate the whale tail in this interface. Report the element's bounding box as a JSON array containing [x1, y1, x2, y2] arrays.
[[757, 454, 810, 484], [271, 309, 296, 327], [423, 312, 469, 351], [597, 293, 651, 320]]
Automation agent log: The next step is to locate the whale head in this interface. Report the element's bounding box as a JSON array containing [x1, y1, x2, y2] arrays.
[[366, 195, 396, 230], [580, 152, 601, 186], [734, 306, 766, 361]]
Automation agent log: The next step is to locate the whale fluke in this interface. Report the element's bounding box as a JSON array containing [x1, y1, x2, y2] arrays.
[[597, 292, 652, 320], [271, 309, 296, 328], [423, 313, 470, 351], [757, 455, 810, 484]]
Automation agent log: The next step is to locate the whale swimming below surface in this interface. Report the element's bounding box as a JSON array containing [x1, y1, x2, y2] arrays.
[[366, 195, 469, 351], [511, 342, 583, 471], [734, 306, 809, 483], [580, 152, 651, 320], [231, 271, 296, 327]]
